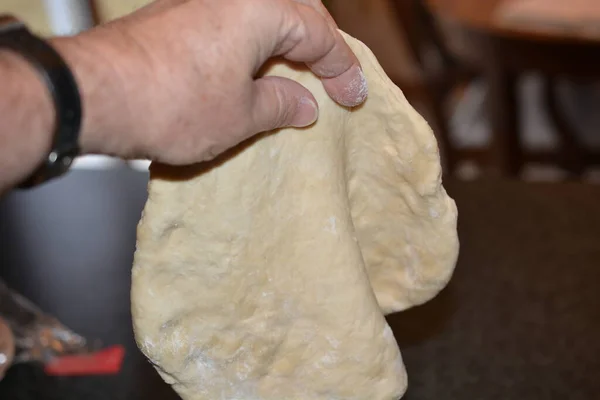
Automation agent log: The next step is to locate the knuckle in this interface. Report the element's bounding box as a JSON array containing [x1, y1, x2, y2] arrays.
[[271, 84, 294, 129]]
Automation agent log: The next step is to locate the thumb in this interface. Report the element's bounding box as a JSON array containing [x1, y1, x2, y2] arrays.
[[251, 76, 319, 134]]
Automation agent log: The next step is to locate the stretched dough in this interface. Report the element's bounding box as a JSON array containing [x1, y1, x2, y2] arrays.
[[132, 32, 458, 400]]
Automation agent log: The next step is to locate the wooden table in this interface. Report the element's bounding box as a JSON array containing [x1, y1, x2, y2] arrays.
[[1, 168, 599, 398], [427, 0, 600, 176]]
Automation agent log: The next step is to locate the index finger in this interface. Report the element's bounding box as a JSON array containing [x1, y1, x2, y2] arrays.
[[273, 2, 368, 107], [292, 0, 339, 27]]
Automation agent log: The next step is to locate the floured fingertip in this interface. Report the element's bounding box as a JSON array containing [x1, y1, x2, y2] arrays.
[[323, 65, 369, 108]]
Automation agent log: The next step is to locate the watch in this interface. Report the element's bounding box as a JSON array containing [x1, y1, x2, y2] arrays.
[[0, 15, 82, 188]]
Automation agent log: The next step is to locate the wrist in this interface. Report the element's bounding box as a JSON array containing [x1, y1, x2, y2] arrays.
[[0, 49, 54, 186], [49, 28, 143, 158]]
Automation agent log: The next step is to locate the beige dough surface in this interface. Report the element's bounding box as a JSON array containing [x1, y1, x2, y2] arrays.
[[131, 32, 458, 400]]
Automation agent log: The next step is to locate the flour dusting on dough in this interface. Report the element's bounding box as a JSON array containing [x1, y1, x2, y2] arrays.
[[326, 336, 341, 349], [325, 216, 338, 234], [142, 337, 155, 352], [168, 327, 185, 352]]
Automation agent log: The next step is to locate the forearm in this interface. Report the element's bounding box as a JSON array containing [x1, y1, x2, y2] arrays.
[[0, 29, 139, 193]]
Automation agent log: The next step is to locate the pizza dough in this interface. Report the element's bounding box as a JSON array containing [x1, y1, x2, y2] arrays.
[[131, 32, 458, 400]]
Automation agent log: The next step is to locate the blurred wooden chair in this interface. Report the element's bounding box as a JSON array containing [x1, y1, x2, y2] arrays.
[[388, 0, 481, 174], [424, 0, 600, 178], [89, 0, 102, 25]]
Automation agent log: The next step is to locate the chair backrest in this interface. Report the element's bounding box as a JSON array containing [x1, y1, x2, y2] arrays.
[[389, 0, 456, 72]]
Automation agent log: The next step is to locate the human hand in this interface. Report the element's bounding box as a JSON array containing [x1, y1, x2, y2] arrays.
[[64, 0, 367, 164]]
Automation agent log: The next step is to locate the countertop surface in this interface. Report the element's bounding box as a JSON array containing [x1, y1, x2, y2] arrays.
[[1, 168, 599, 399]]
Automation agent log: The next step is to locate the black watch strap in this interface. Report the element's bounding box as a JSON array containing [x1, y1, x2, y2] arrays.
[[0, 15, 82, 188]]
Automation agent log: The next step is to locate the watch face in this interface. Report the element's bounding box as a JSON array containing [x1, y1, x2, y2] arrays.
[[0, 15, 24, 33]]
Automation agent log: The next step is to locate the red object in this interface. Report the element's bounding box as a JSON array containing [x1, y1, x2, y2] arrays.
[[44, 345, 125, 376]]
